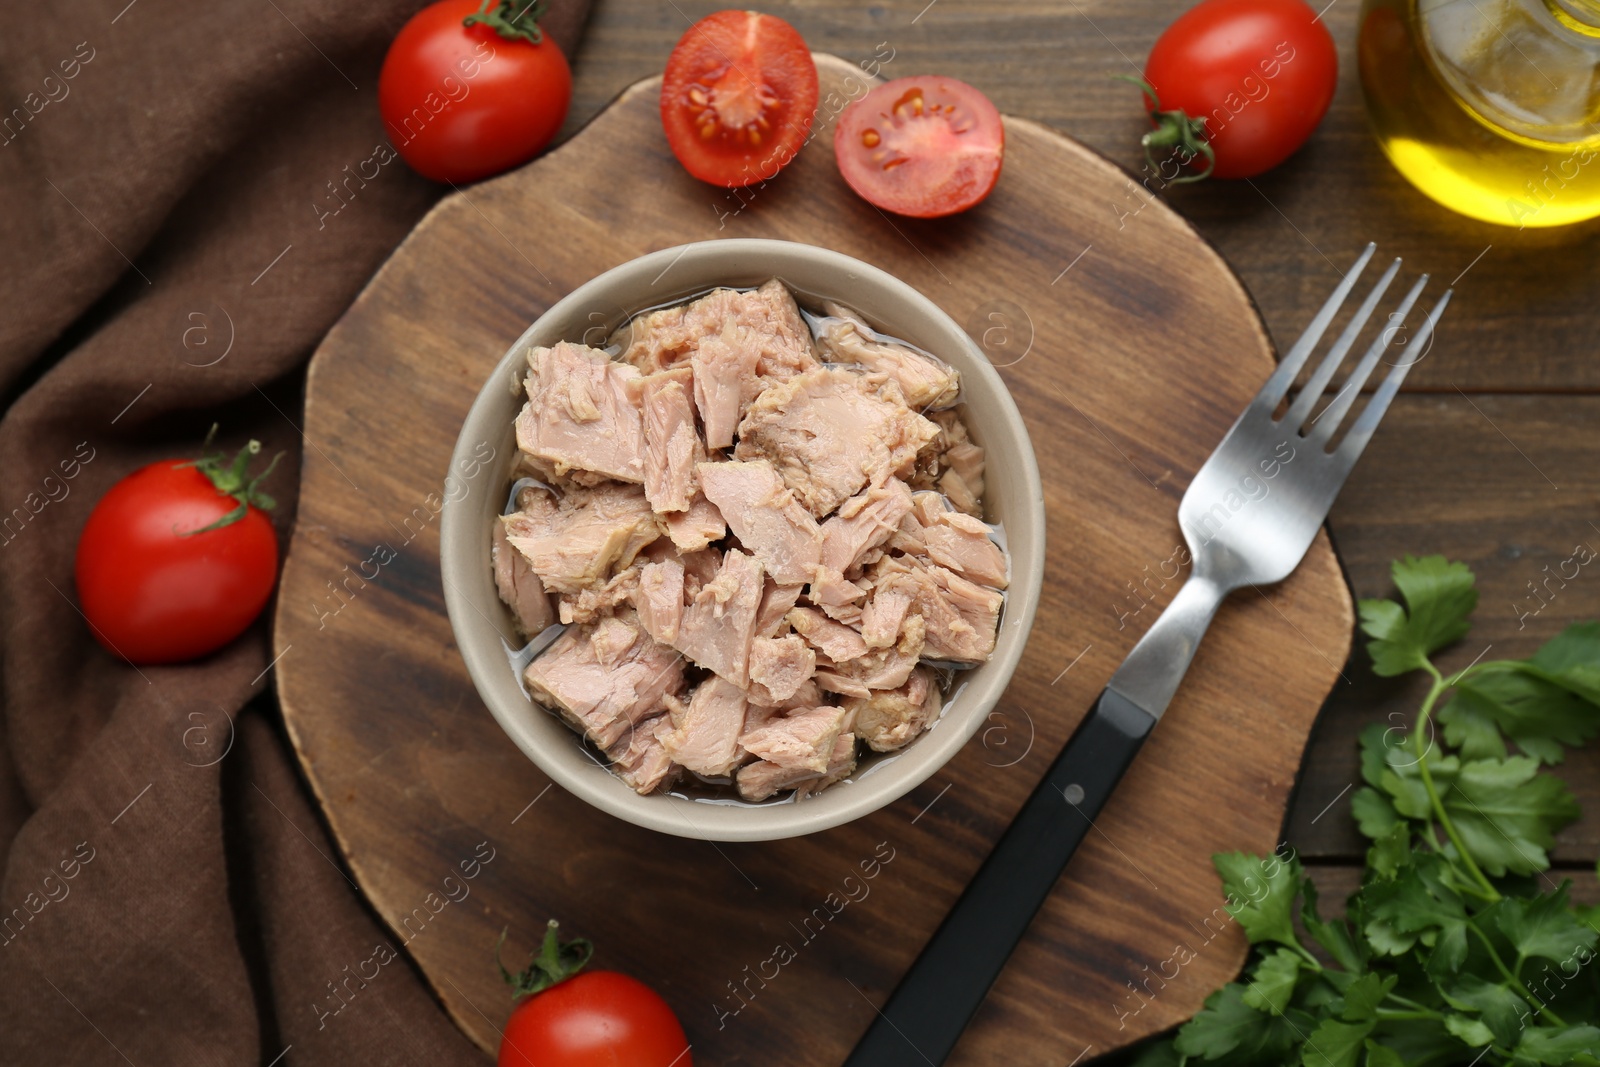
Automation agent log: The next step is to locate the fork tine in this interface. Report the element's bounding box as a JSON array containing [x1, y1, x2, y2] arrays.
[[1306, 273, 1428, 447], [1336, 286, 1452, 461], [1282, 257, 1402, 432], [1250, 243, 1377, 413]]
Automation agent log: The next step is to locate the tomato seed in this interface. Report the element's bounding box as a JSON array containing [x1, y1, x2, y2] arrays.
[[890, 87, 926, 122]]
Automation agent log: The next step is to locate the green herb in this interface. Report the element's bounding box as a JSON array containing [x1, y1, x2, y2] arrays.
[[178, 423, 281, 534], [463, 0, 549, 45], [497, 919, 593, 997], [1115, 76, 1217, 184], [1135, 556, 1600, 1067]]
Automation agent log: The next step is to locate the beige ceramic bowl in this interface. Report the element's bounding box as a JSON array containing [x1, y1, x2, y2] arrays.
[[441, 239, 1044, 842]]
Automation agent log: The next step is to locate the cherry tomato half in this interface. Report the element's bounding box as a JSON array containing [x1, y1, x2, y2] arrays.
[[75, 456, 279, 665], [1142, 0, 1338, 179], [834, 76, 1005, 218], [660, 10, 819, 188], [497, 971, 691, 1067], [379, 0, 572, 184]]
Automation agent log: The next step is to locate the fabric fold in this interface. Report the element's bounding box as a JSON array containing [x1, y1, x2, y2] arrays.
[[0, 1, 591, 1062]]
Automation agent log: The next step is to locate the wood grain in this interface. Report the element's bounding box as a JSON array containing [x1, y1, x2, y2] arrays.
[[274, 56, 1353, 1064], [560, 0, 1600, 393]]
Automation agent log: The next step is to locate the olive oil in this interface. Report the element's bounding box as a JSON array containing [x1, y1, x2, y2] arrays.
[[1359, 0, 1600, 227]]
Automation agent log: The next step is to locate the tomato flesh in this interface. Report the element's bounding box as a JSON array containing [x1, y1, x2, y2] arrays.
[[661, 10, 819, 188], [1143, 0, 1337, 179], [497, 971, 690, 1067], [75, 462, 279, 665], [379, 0, 572, 184], [834, 76, 1004, 218]]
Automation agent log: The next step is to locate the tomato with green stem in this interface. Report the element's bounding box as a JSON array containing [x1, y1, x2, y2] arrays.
[[496, 921, 691, 1067], [379, 0, 571, 184], [1131, 0, 1338, 181], [75, 432, 281, 665]]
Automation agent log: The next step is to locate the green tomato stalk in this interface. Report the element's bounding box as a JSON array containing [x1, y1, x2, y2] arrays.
[[464, 0, 549, 44], [1118, 76, 1215, 184], [498, 920, 594, 998], [179, 424, 281, 534]]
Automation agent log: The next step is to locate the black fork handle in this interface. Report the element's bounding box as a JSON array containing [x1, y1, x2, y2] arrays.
[[842, 688, 1157, 1067]]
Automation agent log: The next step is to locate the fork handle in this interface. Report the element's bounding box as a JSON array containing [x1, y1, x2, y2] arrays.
[[841, 689, 1156, 1067]]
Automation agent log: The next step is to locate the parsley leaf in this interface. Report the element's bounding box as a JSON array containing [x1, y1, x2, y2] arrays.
[[1301, 877, 1366, 973], [1366, 824, 1410, 881], [1358, 722, 1400, 789], [1214, 851, 1302, 949], [1442, 670, 1599, 765], [1436, 682, 1513, 762], [1440, 757, 1579, 877], [1173, 983, 1299, 1062], [1514, 1025, 1600, 1064], [1363, 1043, 1405, 1067], [1361, 863, 1466, 958], [1337, 973, 1395, 1021], [1358, 721, 1459, 823], [1426, 915, 1470, 977], [1358, 556, 1477, 676], [1241, 947, 1302, 1015], [1444, 1014, 1496, 1047], [1367, 1018, 1464, 1064], [1440, 973, 1535, 1048], [1493, 883, 1599, 964], [1351, 726, 1406, 840], [1528, 621, 1600, 705], [1299, 1017, 1372, 1067], [1350, 787, 1400, 840]]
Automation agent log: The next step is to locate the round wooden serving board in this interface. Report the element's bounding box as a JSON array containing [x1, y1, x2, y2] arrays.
[[275, 55, 1354, 1065]]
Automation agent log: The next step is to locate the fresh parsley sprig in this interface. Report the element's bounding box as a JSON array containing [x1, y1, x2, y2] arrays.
[[1133, 556, 1600, 1067]]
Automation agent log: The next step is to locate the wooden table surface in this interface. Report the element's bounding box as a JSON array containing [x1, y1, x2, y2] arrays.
[[551, 0, 1600, 881]]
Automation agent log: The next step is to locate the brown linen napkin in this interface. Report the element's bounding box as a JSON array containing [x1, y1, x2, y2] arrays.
[[0, 1, 589, 1062]]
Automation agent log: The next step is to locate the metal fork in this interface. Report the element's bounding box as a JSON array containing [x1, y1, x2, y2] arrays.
[[842, 244, 1451, 1067]]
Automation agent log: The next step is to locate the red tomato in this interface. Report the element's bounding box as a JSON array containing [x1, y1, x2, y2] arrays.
[[497, 971, 691, 1067], [75, 445, 279, 665], [660, 10, 819, 188], [379, 0, 571, 184], [1140, 0, 1338, 179], [834, 76, 1005, 218]]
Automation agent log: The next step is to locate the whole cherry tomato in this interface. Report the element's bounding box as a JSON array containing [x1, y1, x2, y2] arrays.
[[1134, 0, 1338, 180], [75, 436, 280, 665], [497, 922, 691, 1067], [379, 0, 571, 184]]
